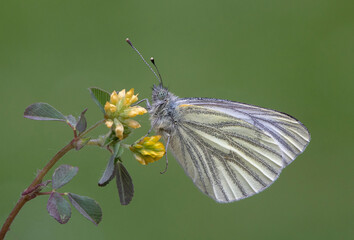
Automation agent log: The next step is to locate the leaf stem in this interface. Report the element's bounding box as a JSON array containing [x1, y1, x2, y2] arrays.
[[0, 141, 74, 239], [79, 119, 105, 137]]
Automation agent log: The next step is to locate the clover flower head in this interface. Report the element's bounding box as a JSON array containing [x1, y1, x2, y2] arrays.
[[129, 136, 165, 165], [104, 89, 147, 140]]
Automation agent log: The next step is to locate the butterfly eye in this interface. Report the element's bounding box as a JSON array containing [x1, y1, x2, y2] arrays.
[[157, 91, 166, 100]]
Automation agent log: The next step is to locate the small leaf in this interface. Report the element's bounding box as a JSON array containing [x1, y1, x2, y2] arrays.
[[47, 192, 71, 224], [68, 193, 102, 225], [88, 87, 110, 114], [76, 109, 88, 134], [98, 154, 116, 187], [115, 162, 134, 205], [116, 145, 124, 158], [52, 165, 79, 190], [113, 142, 124, 157], [65, 115, 77, 128], [24, 103, 66, 121], [22, 180, 52, 196], [75, 137, 91, 150]]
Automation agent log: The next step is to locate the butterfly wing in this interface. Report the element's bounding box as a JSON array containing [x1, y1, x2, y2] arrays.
[[167, 99, 310, 203], [177, 98, 311, 165]]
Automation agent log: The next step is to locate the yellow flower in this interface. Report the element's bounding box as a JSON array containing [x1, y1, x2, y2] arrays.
[[124, 106, 147, 118], [110, 91, 119, 105], [130, 136, 166, 165], [125, 119, 141, 129], [104, 102, 117, 114], [124, 88, 138, 106], [105, 119, 114, 128], [117, 89, 125, 100], [104, 88, 147, 139], [114, 119, 124, 140]]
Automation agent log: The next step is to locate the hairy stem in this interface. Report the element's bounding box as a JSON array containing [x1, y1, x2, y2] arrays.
[[0, 141, 74, 239]]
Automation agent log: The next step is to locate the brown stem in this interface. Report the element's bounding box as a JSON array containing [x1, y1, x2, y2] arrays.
[[37, 192, 66, 196], [0, 141, 74, 239]]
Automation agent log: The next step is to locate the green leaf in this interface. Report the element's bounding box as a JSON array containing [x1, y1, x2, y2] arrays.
[[76, 109, 88, 134], [98, 154, 116, 187], [52, 165, 79, 190], [98, 143, 123, 187], [115, 162, 134, 205], [88, 87, 110, 114], [24, 103, 66, 121], [47, 192, 71, 224], [113, 142, 124, 158], [68, 193, 102, 225]]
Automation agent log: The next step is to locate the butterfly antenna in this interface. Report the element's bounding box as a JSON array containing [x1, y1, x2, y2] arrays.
[[150, 57, 163, 86], [126, 38, 162, 85]]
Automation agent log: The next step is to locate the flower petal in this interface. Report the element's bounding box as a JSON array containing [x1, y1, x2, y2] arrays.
[[104, 102, 111, 113], [114, 119, 124, 140], [126, 106, 147, 118], [117, 89, 126, 102], [105, 119, 114, 128], [110, 91, 119, 105], [124, 88, 134, 106]]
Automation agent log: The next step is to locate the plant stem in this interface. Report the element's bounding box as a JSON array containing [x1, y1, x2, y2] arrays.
[[0, 141, 74, 239], [79, 119, 105, 137], [37, 192, 66, 196]]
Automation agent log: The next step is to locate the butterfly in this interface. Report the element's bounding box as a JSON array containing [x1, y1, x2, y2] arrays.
[[127, 39, 311, 203]]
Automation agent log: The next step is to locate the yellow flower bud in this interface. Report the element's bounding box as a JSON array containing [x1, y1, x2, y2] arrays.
[[105, 119, 114, 128], [114, 120, 124, 140], [129, 135, 165, 165], [110, 104, 117, 113], [126, 106, 147, 118], [130, 94, 138, 104], [110, 91, 119, 105], [124, 88, 136, 106], [104, 101, 111, 113], [125, 119, 141, 129], [104, 102, 117, 114], [126, 88, 134, 99], [117, 89, 126, 100]]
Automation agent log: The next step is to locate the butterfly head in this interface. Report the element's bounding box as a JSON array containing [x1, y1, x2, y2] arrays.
[[152, 84, 169, 103]]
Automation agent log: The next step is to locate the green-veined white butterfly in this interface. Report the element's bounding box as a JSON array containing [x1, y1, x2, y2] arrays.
[[127, 39, 311, 203]]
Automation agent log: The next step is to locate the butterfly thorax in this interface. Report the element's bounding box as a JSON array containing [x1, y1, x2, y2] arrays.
[[149, 84, 179, 138]]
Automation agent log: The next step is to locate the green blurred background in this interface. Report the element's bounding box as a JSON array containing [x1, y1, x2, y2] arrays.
[[1, 0, 353, 239]]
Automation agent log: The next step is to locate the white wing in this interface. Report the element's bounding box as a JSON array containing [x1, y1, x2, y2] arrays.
[[177, 98, 311, 165], [167, 100, 310, 203]]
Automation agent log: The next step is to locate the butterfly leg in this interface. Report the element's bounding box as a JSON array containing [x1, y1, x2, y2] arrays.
[[160, 134, 170, 174], [131, 124, 155, 147], [132, 98, 151, 110]]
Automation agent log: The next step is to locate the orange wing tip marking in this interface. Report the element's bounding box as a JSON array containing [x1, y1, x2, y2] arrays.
[[179, 104, 192, 108]]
